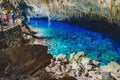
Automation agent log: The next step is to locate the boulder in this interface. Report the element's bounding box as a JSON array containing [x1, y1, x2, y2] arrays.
[[81, 57, 91, 66], [16, 18, 22, 25], [74, 52, 85, 61], [71, 61, 80, 70], [70, 61, 83, 76], [92, 60, 100, 66], [100, 61, 120, 79], [69, 52, 75, 62], [56, 54, 69, 63], [85, 65, 92, 71], [76, 52, 85, 57]]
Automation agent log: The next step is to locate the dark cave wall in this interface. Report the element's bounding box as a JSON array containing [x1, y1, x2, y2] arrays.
[[0, 26, 22, 49]]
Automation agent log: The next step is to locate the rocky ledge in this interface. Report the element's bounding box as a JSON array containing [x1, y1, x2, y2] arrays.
[[45, 52, 120, 80]]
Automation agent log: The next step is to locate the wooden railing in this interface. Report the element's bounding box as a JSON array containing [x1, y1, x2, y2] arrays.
[[0, 18, 19, 32]]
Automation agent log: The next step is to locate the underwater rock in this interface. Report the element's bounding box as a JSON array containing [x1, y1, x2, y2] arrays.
[[86, 51, 99, 61], [101, 53, 114, 64]]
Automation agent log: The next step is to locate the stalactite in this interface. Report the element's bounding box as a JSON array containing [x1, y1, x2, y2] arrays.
[[80, 12, 84, 20], [109, 0, 116, 18], [40, 0, 45, 5], [70, 6, 74, 17], [100, 0, 105, 16], [76, 12, 79, 18], [52, 0, 57, 14], [88, 13, 91, 21], [115, 4, 120, 19], [90, 12, 93, 20], [66, 13, 70, 21], [113, 0, 116, 18], [109, 0, 113, 16], [48, 3, 54, 14], [58, 0, 63, 9], [56, 0, 62, 15]]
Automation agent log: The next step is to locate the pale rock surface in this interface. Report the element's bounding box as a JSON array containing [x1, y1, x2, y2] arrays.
[[56, 54, 69, 63], [102, 72, 116, 80], [100, 61, 120, 79], [74, 52, 85, 61], [92, 60, 100, 66], [69, 52, 76, 62], [45, 52, 120, 80], [81, 57, 91, 66]]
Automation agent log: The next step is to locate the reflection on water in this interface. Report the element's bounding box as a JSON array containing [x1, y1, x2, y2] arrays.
[[28, 19, 120, 65]]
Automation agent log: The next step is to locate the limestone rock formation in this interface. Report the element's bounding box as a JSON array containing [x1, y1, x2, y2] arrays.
[[56, 54, 69, 63], [1, 0, 119, 21], [100, 61, 120, 80], [45, 52, 103, 80], [102, 72, 116, 80], [45, 52, 120, 80]]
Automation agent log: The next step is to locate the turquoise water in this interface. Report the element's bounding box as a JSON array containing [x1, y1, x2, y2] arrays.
[[27, 19, 120, 65]]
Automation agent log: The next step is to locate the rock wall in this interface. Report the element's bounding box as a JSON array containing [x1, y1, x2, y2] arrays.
[[0, 44, 52, 78], [0, 25, 23, 49]]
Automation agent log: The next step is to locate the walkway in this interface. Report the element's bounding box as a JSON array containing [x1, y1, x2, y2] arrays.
[[0, 20, 18, 32]]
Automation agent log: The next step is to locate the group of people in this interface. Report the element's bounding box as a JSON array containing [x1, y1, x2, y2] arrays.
[[1, 10, 15, 25]]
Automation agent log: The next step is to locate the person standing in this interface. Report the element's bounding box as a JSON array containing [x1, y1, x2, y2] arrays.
[[10, 10, 15, 25], [4, 12, 10, 25]]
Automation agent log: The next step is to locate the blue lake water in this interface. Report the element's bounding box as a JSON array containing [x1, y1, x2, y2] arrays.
[[27, 19, 120, 65]]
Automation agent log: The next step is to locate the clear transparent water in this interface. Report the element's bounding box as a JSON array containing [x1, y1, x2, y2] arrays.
[[27, 19, 120, 65]]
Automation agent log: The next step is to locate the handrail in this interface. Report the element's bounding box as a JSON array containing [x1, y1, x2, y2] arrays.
[[0, 17, 20, 32]]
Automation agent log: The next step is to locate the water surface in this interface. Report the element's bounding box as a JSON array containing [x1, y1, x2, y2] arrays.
[[28, 19, 120, 65]]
